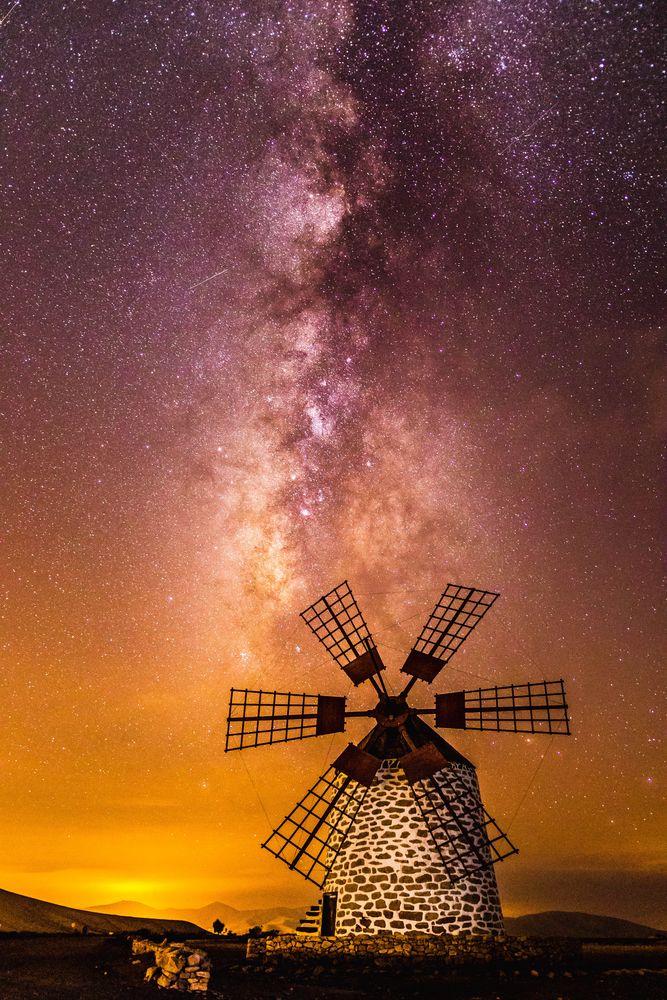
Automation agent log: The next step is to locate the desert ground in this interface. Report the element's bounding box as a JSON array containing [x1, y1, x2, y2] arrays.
[[0, 935, 665, 1000]]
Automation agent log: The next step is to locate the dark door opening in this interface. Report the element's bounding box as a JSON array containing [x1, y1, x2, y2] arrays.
[[321, 892, 337, 936]]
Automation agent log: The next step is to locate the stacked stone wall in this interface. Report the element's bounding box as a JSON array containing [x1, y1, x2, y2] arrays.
[[247, 932, 581, 967], [324, 759, 503, 936]]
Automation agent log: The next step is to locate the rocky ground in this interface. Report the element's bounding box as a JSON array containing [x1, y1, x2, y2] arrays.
[[0, 935, 665, 999]]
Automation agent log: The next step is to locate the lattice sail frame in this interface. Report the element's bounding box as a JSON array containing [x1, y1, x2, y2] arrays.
[[262, 767, 369, 887], [401, 585, 499, 683], [225, 689, 346, 751], [300, 580, 385, 686], [410, 767, 517, 882], [436, 680, 570, 735]]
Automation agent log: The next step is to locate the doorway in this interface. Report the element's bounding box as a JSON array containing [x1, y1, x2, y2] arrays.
[[321, 892, 337, 936]]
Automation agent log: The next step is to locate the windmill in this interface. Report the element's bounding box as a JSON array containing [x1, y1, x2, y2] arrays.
[[225, 581, 571, 937]]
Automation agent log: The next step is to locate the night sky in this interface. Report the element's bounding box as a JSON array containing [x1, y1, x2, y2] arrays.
[[1, 1, 665, 926]]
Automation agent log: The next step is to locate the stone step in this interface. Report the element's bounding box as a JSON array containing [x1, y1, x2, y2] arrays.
[[295, 900, 322, 935]]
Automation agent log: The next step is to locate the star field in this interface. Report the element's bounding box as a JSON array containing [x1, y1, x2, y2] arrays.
[[0, 1, 664, 923]]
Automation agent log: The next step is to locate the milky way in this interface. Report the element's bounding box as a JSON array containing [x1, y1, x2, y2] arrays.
[[1, 1, 664, 921]]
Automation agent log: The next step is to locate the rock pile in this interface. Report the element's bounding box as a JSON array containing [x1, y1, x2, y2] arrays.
[[132, 937, 211, 992]]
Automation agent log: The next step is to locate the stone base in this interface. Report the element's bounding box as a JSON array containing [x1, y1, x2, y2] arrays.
[[247, 932, 581, 968], [322, 760, 504, 936]]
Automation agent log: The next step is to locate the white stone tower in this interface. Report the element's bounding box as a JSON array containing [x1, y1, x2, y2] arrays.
[[323, 758, 503, 936]]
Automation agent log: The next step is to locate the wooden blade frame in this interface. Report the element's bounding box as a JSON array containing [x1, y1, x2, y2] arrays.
[[301, 580, 386, 688], [435, 680, 570, 735], [401, 585, 499, 684], [411, 768, 517, 882], [400, 742, 449, 783], [334, 742, 382, 786], [225, 689, 346, 751], [262, 766, 369, 887]]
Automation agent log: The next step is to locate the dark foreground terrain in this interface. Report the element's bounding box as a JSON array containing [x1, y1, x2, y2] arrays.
[[0, 935, 665, 1000]]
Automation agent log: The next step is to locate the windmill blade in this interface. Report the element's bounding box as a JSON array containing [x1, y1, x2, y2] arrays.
[[301, 580, 386, 689], [410, 766, 518, 882], [433, 679, 570, 735], [400, 584, 499, 686], [225, 689, 349, 751], [262, 765, 370, 887]]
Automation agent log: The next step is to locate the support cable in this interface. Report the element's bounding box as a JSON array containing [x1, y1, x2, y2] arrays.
[[239, 752, 273, 830], [506, 735, 555, 832]]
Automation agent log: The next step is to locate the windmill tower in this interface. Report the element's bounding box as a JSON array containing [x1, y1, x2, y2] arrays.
[[225, 581, 570, 937]]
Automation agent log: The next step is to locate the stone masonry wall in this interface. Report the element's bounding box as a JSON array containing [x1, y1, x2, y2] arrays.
[[323, 759, 503, 936], [247, 932, 581, 967]]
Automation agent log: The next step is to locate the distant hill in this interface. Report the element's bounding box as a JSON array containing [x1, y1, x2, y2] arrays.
[[504, 911, 664, 939], [89, 900, 665, 939], [0, 888, 202, 936], [88, 899, 306, 934], [4, 885, 662, 940]]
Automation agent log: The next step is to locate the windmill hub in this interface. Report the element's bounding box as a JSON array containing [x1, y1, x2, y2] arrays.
[[374, 695, 410, 728]]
